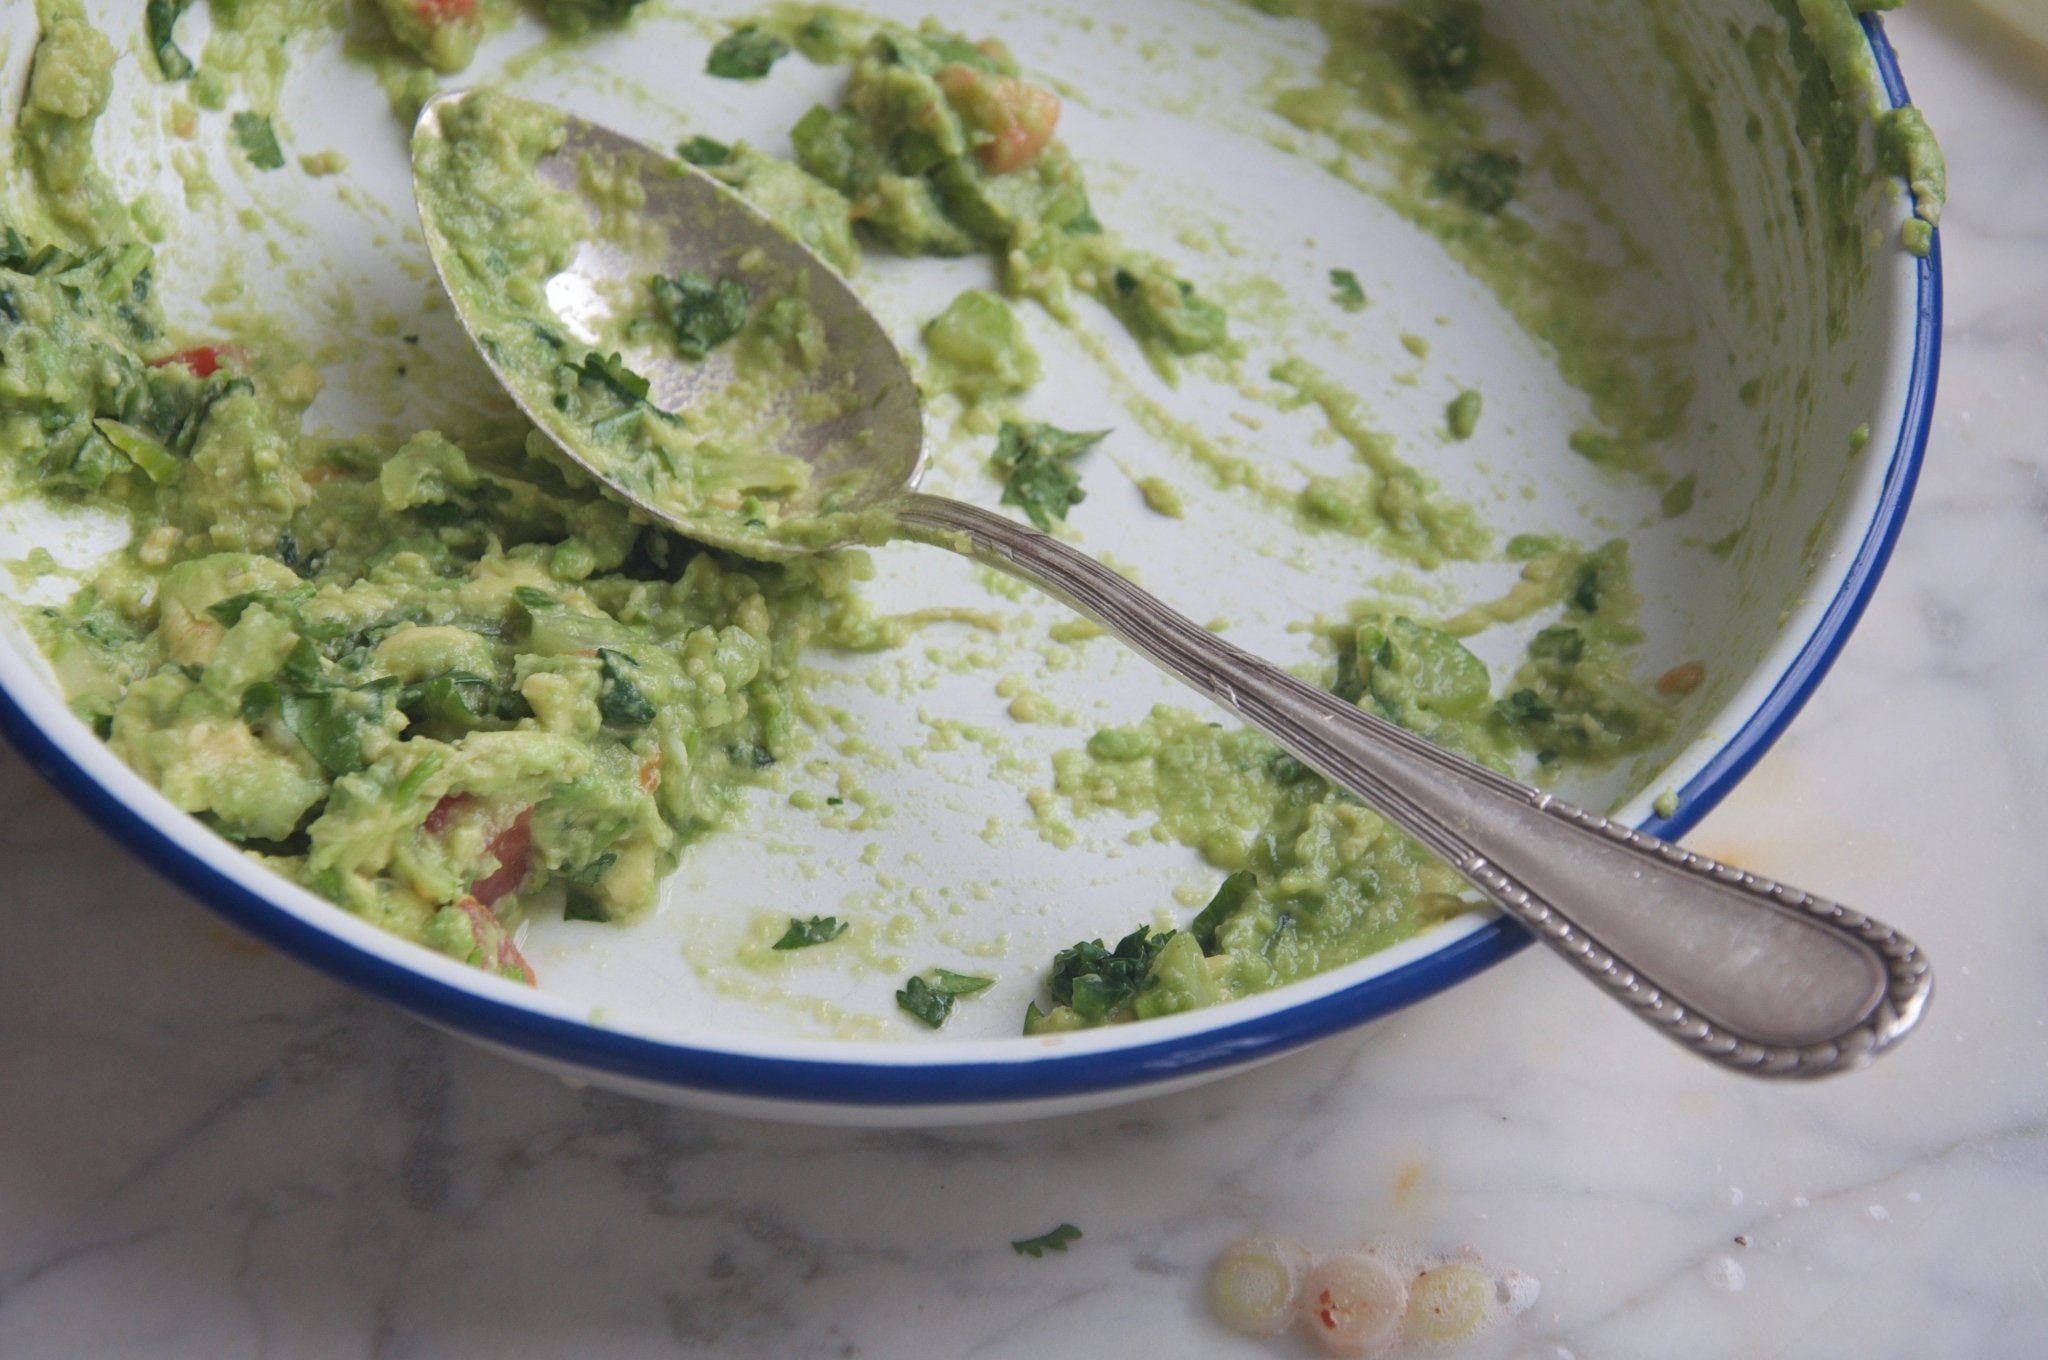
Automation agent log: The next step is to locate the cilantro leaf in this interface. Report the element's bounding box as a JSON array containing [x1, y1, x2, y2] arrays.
[[992, 421, 1109, 531], [1495, 688, 1554, 726], [564, 895, 610, 923], [651, 270, 751, 359], [512, 585, 558, 611], [1390, 0, 1485, 93], [1188, 870, 1256, 953], [706, 24, 790, 80], [677, 135, 733, 167], [931, 969, 994, 996], [596, 647, 656, 727], [231, 112, 285, 172], [205, 586, 312, 628], [1329, 268, 1367, 312], [1569, 558, 1602, 613], [726, 741, 776, 770], [400, 672, 531, 735], [1433, 147, 1520, 215], [563, 853, 618, 887], [573, 351, 651, 403], [1011, 1224, 1082, 1258], [772, 915, 849, 950], [537, 0, 646, 36], [276, 687, 385, 775], [896, 968, 996, 1028], [147, 0, 195, 81], [1045, 925, 1172, 1025], [897, 975, 953, 1028]]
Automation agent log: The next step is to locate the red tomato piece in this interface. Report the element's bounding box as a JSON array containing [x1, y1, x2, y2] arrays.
[[470, 807, 534, 907], [150, 345, 224, 377], [423, 792, 475, 836], [454, 895, 537, 986]]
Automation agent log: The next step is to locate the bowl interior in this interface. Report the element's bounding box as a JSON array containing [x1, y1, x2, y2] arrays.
[[0, 0, 1926, 1110]]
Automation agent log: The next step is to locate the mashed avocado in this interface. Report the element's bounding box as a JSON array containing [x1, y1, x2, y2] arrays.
[[775, 15, 1232, 376], [1027, 542, 1674, 1031], [3, 3, 880, 983], [0, 0, 1921, 1025]]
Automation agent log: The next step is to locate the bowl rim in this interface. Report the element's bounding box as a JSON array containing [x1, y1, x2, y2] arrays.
[[0, 13, 1940, 1109]]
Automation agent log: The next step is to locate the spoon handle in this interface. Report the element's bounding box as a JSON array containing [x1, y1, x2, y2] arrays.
[[900, 493, 1931, 1077]]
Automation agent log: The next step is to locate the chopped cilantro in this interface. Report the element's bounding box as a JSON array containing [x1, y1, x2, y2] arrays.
[[1188, 871, 1257, 953], [205, 586, 312, 628], [1570, 558, 1602, 613], [1045, 925, 1172, 1025], [596, 648, 656, 727], [727, 741, 776, 769], [1390, 0, 1485, 93], [241, 671, 396, 778], [562, 853, 618, 887], [1433, 147, 1521, 215], [400, 672, 531, 735], [279, 690, 372, 774], [1495, 688, 1554, 726], [512, 586, 558, 611], [773, 915, 849, 950], [677, 135, 733, 167], [563, 896, 610, 923], [1011, 1224, 1082, 1258], [391, 751, 443, 804], [650, 270, 751, 359], [992, 421, 1109, 531], [1532, 625, 1585, 666], [896, 969, 995, 1028], [1332, 640, 1367, 704], [933, 968, 995, 996], [1329, 268, 1367, 312], [146, 0, 195, 81], [573, 350, 651, 403], [537, 0, 645, 36], [230, 112, 285, 172], [707, 24, 790, 80]]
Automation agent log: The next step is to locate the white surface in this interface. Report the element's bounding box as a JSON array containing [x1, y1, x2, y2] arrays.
[[6, 7, 2044, 1357]]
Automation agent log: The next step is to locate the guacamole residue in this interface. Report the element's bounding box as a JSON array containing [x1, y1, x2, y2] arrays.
[[0, 0, 1932, 1030]]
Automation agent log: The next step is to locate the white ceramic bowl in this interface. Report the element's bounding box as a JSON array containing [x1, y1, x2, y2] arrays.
[[0, 1, 1938, 1124]]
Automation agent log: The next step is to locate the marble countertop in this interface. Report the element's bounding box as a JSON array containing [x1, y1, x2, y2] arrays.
[[5, 8, 2044, 1357]]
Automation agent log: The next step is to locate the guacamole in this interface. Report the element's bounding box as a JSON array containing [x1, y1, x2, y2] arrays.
[[3, 1, 885, 983], [0, 0, 1928, 1031]]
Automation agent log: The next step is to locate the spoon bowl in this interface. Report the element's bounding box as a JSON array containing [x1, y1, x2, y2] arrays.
[[413, 88, 925, 557]]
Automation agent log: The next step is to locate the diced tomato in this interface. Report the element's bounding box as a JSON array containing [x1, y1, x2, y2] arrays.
[[469, 807, 534, 907], [638, 754, 662, 793], [424, 792, 475, 836], [454, 895, 537, 986], [937, 66, 1061, 175], [1657, 661, 1707, 697], [416, 0, 477, 20], [150, 345, 226, 377]]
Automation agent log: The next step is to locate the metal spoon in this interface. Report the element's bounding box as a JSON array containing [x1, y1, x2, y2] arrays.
[[412, 90, 1929, 1078]]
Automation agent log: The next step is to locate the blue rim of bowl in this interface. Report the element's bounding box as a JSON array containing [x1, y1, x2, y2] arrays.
[[0, 15, 1939, 1109]]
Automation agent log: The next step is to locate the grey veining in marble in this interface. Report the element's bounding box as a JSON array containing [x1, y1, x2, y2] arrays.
[[6, 8, 2048, 1357]]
